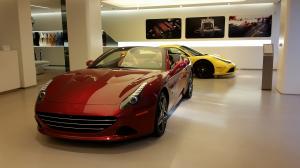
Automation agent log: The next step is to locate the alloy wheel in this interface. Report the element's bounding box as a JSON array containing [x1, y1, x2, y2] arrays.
[[153, 93, 168, 137]]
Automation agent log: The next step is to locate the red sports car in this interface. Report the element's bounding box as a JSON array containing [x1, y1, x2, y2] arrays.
[[35, 47, 193, 141]]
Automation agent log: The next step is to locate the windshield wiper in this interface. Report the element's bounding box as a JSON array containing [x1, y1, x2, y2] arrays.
[[92, 65, 105, 69], [118, 66, 139, 69]]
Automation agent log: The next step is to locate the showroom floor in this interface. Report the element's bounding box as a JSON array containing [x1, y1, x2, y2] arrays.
[[1, 70, 300, 168]]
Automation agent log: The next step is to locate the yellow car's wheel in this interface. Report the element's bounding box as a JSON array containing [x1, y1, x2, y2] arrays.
[[193, 60, 214, 78]]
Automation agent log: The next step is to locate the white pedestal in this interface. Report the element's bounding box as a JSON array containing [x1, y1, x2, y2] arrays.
[[0, 51, 21, 92]]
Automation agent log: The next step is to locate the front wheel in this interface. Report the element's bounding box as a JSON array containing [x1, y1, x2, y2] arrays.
[[153, 92, 168, 137], [194, 61, 214, 78]]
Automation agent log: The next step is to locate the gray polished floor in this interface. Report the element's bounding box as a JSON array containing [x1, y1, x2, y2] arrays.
[[1, 70, 300, 168]]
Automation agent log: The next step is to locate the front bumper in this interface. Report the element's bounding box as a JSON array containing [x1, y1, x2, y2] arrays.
[[214, 63, 236, 76], [35, 102, 156, 141]]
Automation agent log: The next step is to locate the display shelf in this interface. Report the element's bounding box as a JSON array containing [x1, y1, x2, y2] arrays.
[[32, 31, 65, 47]]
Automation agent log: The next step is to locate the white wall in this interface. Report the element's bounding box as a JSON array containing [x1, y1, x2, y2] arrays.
[[102, 3, 279, 69], [34, 47, 65, 66], [0, 0, 37, 88], [32, 14, 63, 31]]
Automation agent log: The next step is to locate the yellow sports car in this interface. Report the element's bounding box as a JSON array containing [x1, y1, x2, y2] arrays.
[[161, 45, 236, 78]]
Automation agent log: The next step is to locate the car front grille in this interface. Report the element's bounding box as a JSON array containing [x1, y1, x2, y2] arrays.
[[37, 112, 117, 133]]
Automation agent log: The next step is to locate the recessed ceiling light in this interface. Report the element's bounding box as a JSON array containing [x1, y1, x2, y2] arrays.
[[102, 0, 246, 8]]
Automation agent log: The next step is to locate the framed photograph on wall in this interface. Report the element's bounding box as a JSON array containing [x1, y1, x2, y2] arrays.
[[146, 18, 182, 39], [229, 15, 272, 37], [186, 16, 225, 38]]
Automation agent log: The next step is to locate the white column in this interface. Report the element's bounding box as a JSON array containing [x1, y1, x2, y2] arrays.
[[277, 0, 300, 94], [17, 0, 37, 87], [271, 1, 281, 69], [0, 0, 37, 88], [66, 0, 103, 71]]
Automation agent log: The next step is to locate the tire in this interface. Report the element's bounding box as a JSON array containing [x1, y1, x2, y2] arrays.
[[153, 92, 168, 137], [183, 74, 193, 99], [194, 61, 214, 78]]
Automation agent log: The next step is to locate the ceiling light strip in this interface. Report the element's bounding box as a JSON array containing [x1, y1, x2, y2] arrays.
[[118, 40, 272, 47], [30, 5, 50, 9], [101, 3, 274, 13], [102, 0, 246, 8], [31, 12, 62, 17]]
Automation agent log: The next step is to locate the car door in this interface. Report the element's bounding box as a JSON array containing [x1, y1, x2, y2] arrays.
[[168, 48, 190, 94], [167, 49, 185, 107]]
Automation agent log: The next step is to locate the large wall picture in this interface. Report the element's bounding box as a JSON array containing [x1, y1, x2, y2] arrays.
[[146, 18, 181, 39], [229, 15, 272, 37], [186, 16, 225, 38]]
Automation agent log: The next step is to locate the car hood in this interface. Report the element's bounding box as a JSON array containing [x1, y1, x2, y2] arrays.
[[44, 68, 160, 105], [201, 54, 232, 63], [213, 55, 232, 63]]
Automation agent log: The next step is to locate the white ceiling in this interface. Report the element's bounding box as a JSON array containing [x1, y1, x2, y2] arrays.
[[30, 0, 280, 13], [31, 0, 61, 13]]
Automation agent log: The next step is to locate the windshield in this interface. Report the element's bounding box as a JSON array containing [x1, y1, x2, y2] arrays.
[[180, 46, 204, 56], [90, 47, 164, 70]]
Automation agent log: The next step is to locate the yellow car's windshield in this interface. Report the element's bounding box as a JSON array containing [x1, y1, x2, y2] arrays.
[[180, 46, 205, 56]]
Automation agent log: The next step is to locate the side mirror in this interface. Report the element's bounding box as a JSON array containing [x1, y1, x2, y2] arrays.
[[170, 62, 181, 76], [183, 57, 190, 65], [86, 60, 94, 67]]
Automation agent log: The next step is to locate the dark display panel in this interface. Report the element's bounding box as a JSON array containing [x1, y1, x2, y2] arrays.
[[229, 15, 272, 37], [186, 16, 225, 38], [146, 18, 181, 39]]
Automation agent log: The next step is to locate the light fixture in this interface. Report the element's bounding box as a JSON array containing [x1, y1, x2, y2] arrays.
[[118, 40, 272, 47], [101, 3, 274, 13], [31, 12, 62, 17], [102, 0, 246, 8], [30, 5, 50, 9]]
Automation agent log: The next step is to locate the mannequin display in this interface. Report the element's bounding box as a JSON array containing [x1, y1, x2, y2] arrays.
[[40, 33, 46, 46], [33, 32, 40, 46], [49, 33, 57, 46], [56, 32, 64, 46]]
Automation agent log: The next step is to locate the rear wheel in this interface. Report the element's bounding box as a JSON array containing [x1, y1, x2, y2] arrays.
[[194, 61, 214, 78], [153, 92, 168, 137]]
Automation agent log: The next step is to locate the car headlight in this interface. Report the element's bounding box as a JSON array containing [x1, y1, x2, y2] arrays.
[[37, 80, 52, 101], [120, 82, 147, 110]]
